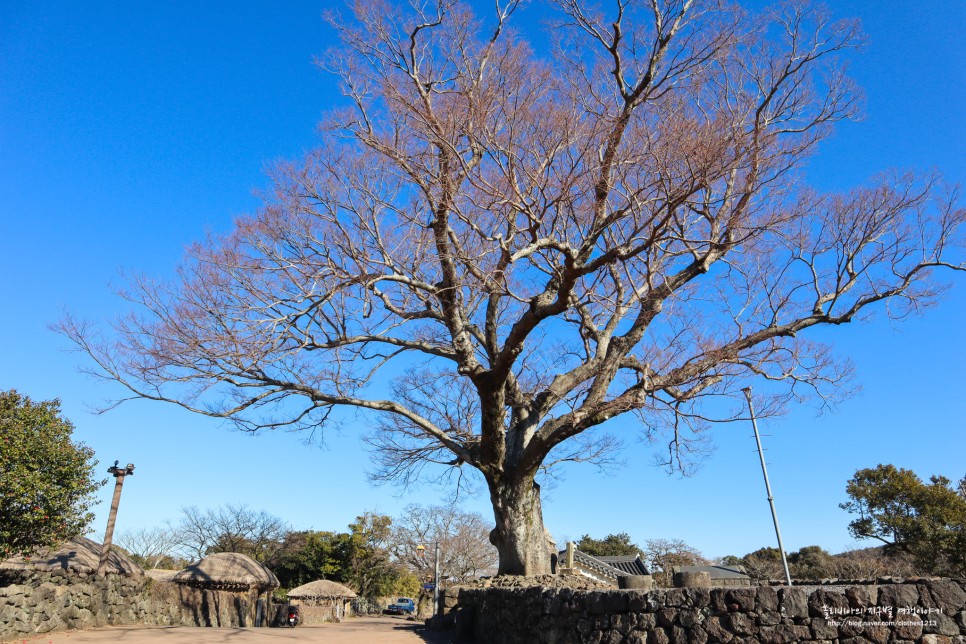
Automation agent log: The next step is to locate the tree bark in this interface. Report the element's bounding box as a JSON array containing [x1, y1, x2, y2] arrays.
[[488, 477, 554, 576]]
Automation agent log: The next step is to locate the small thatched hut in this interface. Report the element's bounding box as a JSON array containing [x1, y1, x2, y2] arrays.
[[287, 579, 357, 623], [172, 552, 279, 627], [173, 552, 278, 591], [0, 536, 143, 581]]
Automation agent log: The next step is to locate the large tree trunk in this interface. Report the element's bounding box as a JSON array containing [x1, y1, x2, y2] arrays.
[[488, 477, 554, 576]]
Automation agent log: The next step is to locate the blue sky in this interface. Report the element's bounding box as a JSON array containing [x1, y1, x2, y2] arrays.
[[1, 1, 963, 561]]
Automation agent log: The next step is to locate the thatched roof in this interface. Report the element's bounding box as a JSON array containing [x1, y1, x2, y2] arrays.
[[0, 536, 143, 576], [145, 568, 179, 582], [173, 552, 279, 590], [288, 579, 357, 599]]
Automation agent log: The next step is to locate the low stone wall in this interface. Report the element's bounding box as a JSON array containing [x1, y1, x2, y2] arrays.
[[0, 572, 263, 641], [454, 578, 966, 643], [0, 571, 147, 638], [290, 599, 352, 624]]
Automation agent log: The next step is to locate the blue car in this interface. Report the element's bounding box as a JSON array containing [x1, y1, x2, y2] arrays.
[[384, 597, 416, 615]]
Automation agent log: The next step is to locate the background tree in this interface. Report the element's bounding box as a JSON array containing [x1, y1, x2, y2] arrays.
[[642, 538, 708, 586], [172, 504, 288, 562], [828, 546, 915, 580], [266, 516, 418, 598], [268, 530, 353, 589], [346, 513, 419, 600], [841, 464, 966, 575], [786, 545, 833, 580], [60, 0, 966, 576], [576, 532, 641, 557], [737, 547, 785, 582], [726, 543, 922, 580], [0, 390, 104, 559], [719, 555, 744, 568], [391, 504, 497, 584], [116, 525, 184, 569]]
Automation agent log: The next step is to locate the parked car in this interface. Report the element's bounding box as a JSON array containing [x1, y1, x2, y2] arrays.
[[384, 597, 416, 615]]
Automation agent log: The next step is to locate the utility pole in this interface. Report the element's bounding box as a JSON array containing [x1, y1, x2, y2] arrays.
[[97, 461, 135, 577], [417, 541, 442, 617], [742, 388, 792, 586], [433, 541, 440, 618]]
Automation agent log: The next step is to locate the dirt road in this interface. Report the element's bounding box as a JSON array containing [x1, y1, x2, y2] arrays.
[[8, 616, 457, 644]]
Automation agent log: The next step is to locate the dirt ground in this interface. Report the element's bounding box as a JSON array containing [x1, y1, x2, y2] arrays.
[[7, 616, 457, 644]]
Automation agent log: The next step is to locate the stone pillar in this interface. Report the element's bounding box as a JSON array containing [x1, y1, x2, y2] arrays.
[[619, 575, 654, 590], [673, 571, 712, 588]]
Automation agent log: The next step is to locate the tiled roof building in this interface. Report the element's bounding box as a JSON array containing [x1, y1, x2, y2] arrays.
[[597, 555, 650, 577], [557, 545, 651, 586]]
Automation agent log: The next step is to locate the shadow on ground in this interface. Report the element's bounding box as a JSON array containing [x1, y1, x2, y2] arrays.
[[370, 615, 457, 644]]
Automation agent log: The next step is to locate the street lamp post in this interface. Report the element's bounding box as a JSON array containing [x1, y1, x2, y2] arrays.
[[416, 541, 441, 617], [96, 461, 135, 577], [433, 541, 440, 617], [742, 388, 792, 586]]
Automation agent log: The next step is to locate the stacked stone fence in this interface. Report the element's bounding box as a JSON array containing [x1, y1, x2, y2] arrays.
[[1, 571, 267, 641], [444, 578, 966, 643]]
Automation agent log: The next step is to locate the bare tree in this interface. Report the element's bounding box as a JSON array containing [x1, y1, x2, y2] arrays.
[[829, 546, 916, 580], [116, 525, 181, 569], [737, 546, 786, 582], [391, 504, 498, 583], [172, 504, 288, 562], [59, 0, 964, 575], [171, 506, 220, 561], [643, 538, 708, 587]]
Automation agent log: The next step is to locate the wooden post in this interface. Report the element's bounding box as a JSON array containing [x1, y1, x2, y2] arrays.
[[97, 461, 134, 577]]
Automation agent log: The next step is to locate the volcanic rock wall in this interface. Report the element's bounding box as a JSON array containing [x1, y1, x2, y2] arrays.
[[454, 579, 966, 643], [0, 571, 260, 641]]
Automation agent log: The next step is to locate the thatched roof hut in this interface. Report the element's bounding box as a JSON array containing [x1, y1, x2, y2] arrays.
[[287, 579, 357, 623], [288, 579, 357, 599], [0, 536, 143, 577], [173, 552, 279, 591]]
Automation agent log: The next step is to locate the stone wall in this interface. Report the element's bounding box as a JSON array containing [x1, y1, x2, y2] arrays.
[[289, 598, 352, 624], [1, 572, 263, 641], [1, 571, 145, 638], [144, 580, 261, 628], [453, 578, 966, 643]]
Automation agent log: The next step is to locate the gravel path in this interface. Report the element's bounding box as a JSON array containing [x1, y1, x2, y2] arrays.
[[8, 616, 456, 644]]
